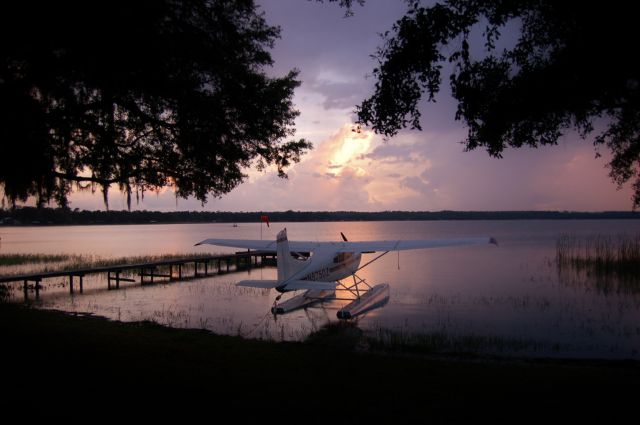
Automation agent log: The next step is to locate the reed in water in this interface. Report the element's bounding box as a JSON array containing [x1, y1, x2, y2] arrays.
[[0, 252, 212, 276], [0, 253, 71, 266], [556, 234, 640, 276]]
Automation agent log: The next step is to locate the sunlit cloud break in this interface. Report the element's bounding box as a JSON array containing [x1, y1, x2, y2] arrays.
[[325, 125, 373, 176]]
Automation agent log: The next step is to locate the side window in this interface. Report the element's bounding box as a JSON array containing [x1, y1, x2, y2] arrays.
[[333, 253, 352, 263]]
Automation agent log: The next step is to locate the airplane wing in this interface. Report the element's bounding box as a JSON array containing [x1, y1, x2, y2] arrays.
[[331, 237, 498, 253], [195, 238, 278, 250], [195, 238, 327, 252], [196, 236, 497, 252]]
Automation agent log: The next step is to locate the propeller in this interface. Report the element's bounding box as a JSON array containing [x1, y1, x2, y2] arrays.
[[341, 231, 375, 253]]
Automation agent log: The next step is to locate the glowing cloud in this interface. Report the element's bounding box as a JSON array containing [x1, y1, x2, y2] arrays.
[[324, 125, 374, 175]]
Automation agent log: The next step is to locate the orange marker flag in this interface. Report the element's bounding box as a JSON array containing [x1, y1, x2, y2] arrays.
[[260, 215, 270, 227]]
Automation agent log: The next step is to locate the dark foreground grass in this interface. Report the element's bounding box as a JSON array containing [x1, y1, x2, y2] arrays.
[[1, 304, 638, 423]]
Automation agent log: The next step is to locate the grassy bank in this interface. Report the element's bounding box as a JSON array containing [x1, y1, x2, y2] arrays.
[[1, 303, 638, 422]]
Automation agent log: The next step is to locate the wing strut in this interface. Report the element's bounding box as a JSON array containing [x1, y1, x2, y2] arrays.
[[354, 250, 390, 273]]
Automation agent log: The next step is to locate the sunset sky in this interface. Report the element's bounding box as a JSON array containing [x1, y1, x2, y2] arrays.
[[69, 0, 634, 212]]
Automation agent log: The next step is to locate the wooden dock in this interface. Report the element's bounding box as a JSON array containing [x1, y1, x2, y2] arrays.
[[0, 250, 276, 299]]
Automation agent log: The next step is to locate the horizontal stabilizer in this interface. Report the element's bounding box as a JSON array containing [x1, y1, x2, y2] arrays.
[[282, 280, 338, 291], [236, 279, 279, 289]]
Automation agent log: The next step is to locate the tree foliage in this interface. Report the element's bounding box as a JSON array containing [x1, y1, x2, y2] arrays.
[[0, 0, 311, 208], [355, 0, 640, 207]]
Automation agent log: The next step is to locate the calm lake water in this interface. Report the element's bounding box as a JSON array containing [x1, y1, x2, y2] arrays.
[[2, 220, 640, 359]]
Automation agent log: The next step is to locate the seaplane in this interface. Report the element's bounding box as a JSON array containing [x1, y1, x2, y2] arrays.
[[196, 229, 497, 319]]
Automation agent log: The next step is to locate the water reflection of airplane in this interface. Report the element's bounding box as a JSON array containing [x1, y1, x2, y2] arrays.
[[196, 229, 497, 319]]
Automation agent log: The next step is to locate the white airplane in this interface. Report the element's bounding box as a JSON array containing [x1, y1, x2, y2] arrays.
[[196, 228, 497, 319]]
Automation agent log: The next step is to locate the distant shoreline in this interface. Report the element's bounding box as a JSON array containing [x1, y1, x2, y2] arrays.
[[0, 207, 638, 226]]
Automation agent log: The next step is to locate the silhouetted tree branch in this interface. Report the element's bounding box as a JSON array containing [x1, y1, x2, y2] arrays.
[[350, 0, 640, 207], [0, 0, 311, 209]]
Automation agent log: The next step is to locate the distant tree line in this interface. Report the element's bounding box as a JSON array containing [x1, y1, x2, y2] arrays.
[[0, 208, 637, 226]]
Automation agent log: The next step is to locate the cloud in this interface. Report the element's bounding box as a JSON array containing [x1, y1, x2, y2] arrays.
[[199, 124, 380, 211], [361, 143, 421, 163], [309, 68, 368, 110], [413, 135, 634, 211], [261, 0, 408, 116], [400, 176, 433, 196]]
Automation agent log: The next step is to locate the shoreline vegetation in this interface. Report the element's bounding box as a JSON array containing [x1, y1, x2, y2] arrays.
[[1, 303, 638, 421], [0, 206, 638, 226], [0, 252, 212, 275], [0, 252, 209, 271], [556, 234, 640, 277]]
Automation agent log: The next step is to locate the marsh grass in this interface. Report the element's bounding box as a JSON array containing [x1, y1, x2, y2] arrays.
[[0, 253, 71, 266], [50, 252, 213, 271], [556, 234, 640, 277], [305, 321, 365, 350], [0, 252, 214, 276], [367, 326, 545, 356]]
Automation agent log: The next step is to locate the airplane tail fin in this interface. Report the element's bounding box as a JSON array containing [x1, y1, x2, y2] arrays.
[[276, 228, 295, 283]]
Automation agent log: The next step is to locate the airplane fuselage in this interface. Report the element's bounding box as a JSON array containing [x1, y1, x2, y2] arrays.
[[276, 251, 362, 292], [308, 251, 362, 280]]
